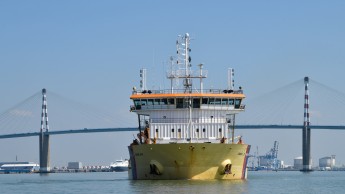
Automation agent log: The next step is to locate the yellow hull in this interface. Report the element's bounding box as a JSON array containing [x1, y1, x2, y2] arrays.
[[128, 143, 250, 180]]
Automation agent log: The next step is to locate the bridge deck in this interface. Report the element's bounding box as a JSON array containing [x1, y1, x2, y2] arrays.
[[1, 125, 345, 139]]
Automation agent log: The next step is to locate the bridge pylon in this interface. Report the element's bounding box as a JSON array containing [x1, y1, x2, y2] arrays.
[[39, 88, 50, 173], [301, 77, 312, 172]]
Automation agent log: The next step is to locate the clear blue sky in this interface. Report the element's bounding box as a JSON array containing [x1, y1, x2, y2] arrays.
[[1, 1, 345, 167]]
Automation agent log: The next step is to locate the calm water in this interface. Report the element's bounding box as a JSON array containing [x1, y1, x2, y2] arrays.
[[1, 171, 345, 194]]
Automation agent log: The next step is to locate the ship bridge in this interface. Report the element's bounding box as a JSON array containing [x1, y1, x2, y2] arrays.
[[130, 33, 244, 144], [130, 89, 245, 110], [130, 88, 245, 144]]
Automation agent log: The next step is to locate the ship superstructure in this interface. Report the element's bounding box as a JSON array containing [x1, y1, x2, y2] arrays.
[[128, 33, 250, 180]]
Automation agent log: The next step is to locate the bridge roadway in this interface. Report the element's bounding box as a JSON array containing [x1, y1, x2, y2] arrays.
[[1, 125, 345, 139]]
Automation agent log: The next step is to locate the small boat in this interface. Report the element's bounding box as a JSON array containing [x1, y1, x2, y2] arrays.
[[110, 159, 129, 172]]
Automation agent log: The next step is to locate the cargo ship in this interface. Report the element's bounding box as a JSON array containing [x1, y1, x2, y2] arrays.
[[128, 33, 250, 180]]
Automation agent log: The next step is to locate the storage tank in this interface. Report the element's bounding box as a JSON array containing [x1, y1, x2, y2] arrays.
[[319, 155, 335, 169]]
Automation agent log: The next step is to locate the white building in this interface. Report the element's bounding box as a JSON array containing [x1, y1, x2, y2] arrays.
[[67, 162, 83, 169], [294, 156, 313, 170], [294, 156, 303, 170]]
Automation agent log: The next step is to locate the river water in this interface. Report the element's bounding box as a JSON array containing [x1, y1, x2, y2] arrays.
[[1, 171, 344, 194]]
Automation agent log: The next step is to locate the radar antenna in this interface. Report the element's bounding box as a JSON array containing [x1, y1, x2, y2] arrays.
[[167, 33, 207, 93]]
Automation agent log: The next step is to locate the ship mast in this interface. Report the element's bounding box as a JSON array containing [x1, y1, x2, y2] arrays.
[[183, 33, 192, 142], [183, 33, 192, 93], [168, 33, 207, 92], [166, 33, 209, 142], [169, 56, 174, 93]]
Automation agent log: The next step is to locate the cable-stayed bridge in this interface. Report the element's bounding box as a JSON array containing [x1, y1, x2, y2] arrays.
[[2, 125, 345, 139], [1, 77, 345, 172]]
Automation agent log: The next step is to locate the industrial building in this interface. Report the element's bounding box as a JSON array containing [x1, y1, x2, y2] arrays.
[[67, 162, 83, 170], [293, 156, 303, 170], [319, 155, 336, 170]]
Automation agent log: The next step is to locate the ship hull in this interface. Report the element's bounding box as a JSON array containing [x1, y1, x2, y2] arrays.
[[128, 143, 250, 180], [111, 166, 128, 172]]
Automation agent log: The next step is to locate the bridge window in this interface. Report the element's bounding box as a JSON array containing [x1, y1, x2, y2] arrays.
[[202, 98, 208, 104], [141, 99, 147, 106], [134, 100, 140, 106], [133, 100, 141, 109], [154, 99, 160, 105], [147, 99, 154, 105], [176, 98, 184, 108], [176, 98, 188, 108], [209, 98, 215, 104], [161, 99, 168, 105], [214, 98, 221, 105], [235, 99, 242, 109], [228, 99, 234, 105], [193, 98, 200, 108], [221, 99, 228, 105], [168, 98, 175, 104]]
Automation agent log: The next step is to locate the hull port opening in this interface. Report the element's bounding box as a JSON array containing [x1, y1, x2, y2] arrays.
[[149, 160, 163, 175], [224, 164, 232, 174]]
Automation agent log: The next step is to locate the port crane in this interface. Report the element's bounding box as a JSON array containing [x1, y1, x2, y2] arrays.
[[263, 141, 279, 170], [249, 141, 279, 170]]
